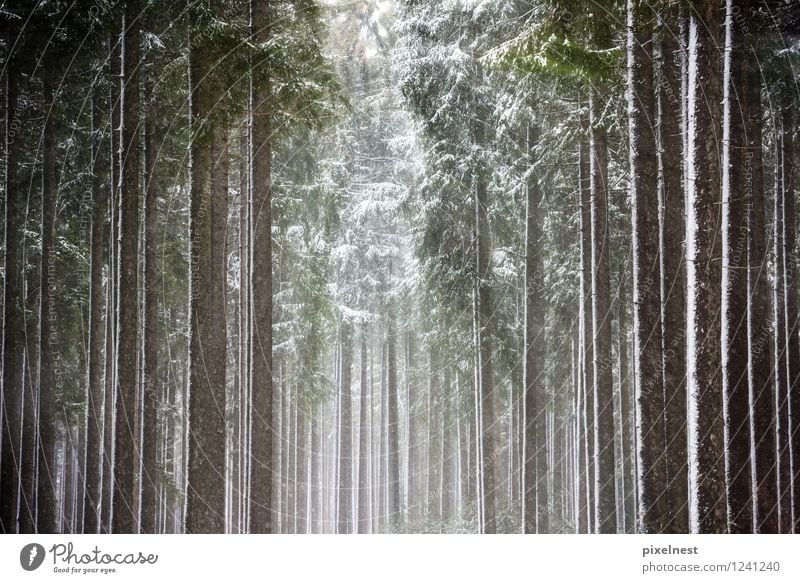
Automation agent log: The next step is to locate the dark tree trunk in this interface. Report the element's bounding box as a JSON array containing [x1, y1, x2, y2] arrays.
[[589, 88, 617, 533], [185, 30, 228, 531], [628, 0, 666, 533], [723, 0, 754, 533], [140, 76, 161, 534], [338, 321, 353, 533], [523, 125, 547, 533], [83, 97, 107, 534], [248, 0, 274, 534], [660, 9, 689, 535], [686, 1, 727, 533], [357, 329, 371, 533], [112, 6, 142, 533], [577, 117, 593, 534], [0, 52, 24, 535]]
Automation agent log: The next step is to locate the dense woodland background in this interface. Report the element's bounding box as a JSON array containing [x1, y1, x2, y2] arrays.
[[0, 0, 799, 535]]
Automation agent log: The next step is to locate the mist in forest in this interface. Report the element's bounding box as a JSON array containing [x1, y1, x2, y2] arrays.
[[1, 0, 799, 535]]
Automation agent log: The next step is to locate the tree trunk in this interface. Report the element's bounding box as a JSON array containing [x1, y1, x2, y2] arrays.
[[0, 52, 24, 534], [338, 321, 354, 533], [112, 5, 142, 533], [387, 313, 401, 527], [660, 9, 689, 535], [83, 97, 107, 533], [523, 125, 547, 533], [357, 329, 371, 533], [185, 27, 228, 530], [628, 0, 666, 533], [248, 0, 274, 534], [686, 1, 727, 533], [589, 87, 617, 533], [140, 75, 160, 534], [722, 0, 754, 533]]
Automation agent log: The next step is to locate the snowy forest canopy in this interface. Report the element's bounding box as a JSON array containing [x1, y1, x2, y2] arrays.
[[0, 0, 799, 535]]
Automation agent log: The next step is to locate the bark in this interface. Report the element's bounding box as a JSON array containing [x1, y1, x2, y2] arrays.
[[590, 88, 617, 533], [37, 83, 60, 533], [687, 2, 727, 533], [474, 62, 497, 534], [357, 329, 371, 533], [722, 0, 754, 533], [523, 125, 547, 533], [249, 0, 274, 534], [338, 321, 354, 533], [185, 31, 227, 531], [112, 6, 142, 533], [628, 0, 665, 533], [0, 50, 24, 534], [83, 97, 107, 533], [387, 314, 401, 527], [140, 76, 161, 534], [577, 116, 593, 534], [660, 9, 689, 534]]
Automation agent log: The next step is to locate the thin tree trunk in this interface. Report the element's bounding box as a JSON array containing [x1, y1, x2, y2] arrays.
[[338, 321, 354, 533], [357, 328, 371, 533], [112, 5, 142, 533]]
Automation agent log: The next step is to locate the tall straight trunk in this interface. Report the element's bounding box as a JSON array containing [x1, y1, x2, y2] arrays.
[[523, 125, 547, 533], [83, 97, 107, 533], [686, 1, 727, 533], [101, 43, 120, 532], [311, 406, 322, 532], [617, 268, 634, 533], [628, 0, 665, 533], [660, 10, 689, 534], [248, 0, 274, 534], [37, 83, 60, 533], [296, 407, 308, 534], [406, 331, 419, 523], [722, 0, 754, 533], [0, 53, 24, 534], [775, 110, 793, 533], [357, 329, 370, 533], [338, 321, 354, 533], [185, 28, 227, 531], [589, 87, 617, 533], [743, 10, 775, 535], [473, 62, 497, 534], [112, 6, 141, 533], [577, 118, 593, 534], [387, 314, 401, 526], [140, 78, 160, 534], [779, 106, 798, 533]]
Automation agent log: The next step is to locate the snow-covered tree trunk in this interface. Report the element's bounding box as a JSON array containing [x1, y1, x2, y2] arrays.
[[686, 1, 727, 533], [338, 321, 354, 533], [628, 0, 666, 534], [722, 0, 754, 533]]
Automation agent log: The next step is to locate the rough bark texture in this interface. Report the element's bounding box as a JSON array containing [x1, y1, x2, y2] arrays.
[[386, 314, 401, 526], [628, 0, 666, 533], [249, 0, 274, 534], [112, 7, 141, 533], [523, 125, 547, 533], [687, 2, 727, 533], [723, 0, 754, 533], [185, 34, 227, 532], [660, 10, 689, 535]]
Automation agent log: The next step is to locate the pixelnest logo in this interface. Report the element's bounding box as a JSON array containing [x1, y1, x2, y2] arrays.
[[20, 543, 46, 571]]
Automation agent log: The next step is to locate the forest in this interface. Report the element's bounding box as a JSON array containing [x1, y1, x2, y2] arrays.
[[0, 0, 799, 535]]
